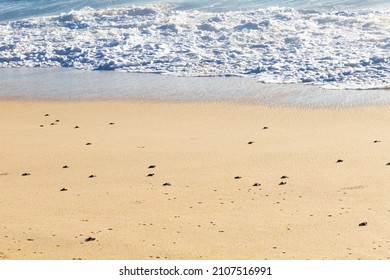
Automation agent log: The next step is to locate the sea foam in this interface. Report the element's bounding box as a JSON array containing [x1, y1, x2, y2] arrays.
[[0, 4, 389, 89]]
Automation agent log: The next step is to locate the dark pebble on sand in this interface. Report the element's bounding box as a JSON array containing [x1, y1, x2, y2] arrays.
[[359, 222, 367, 227], [253, 183, 261, 187], [386, 163, 390, 166], [248, 141, 254, 145], [88, 175, 96, 178], [234, 176, 242, 179], [281, 176, 289, 179], [109, 123, 115, 125], [60, 188, 68, 192], [148, 165, 156, 169], [86, 143, 92, 145], [44, 114, 50, 117], [374, 140, 381, 143], [263, 127, 268, 129], [163, 183, 171, 186], [147, 174, 154, 177], [74, 126, 79, 129], [337, 159, 343, 163], [21, 173, 30, 176], [279, 182, 287, 186], [63, 165, 69, 169]]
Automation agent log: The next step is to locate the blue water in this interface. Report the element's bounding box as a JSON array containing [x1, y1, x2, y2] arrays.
[[1, 0, 389, 21]]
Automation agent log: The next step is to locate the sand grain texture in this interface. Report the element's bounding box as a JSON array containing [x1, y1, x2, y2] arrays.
[[1, 100, 390, 260]]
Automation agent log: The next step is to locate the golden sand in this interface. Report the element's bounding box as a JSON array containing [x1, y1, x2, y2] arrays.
[[1, 100, 390, 260]]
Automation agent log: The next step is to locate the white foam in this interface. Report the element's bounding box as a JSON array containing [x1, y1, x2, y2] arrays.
[[0, 5, 389, 89]]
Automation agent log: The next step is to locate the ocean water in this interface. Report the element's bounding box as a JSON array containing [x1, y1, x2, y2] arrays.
[[0, 0, 389, 92]]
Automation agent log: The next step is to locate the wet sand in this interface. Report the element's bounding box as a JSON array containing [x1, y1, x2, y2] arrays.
[[1, 99, 390, 260]]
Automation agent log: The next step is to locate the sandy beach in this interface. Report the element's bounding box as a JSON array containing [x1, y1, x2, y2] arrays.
[[1, 99, 390, 260]]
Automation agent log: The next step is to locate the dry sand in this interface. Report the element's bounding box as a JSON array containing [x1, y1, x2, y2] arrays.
[[1, 99, 390, 260]]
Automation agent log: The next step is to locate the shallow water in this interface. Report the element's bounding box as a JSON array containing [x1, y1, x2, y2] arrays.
[[1, 0, 390, 21], [1, 4, 389, 88], [0, 0, 388, 95], [1, 68, 389, 107]]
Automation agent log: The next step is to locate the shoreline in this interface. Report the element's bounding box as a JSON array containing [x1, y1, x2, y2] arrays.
[[1, 68, 390, 108], [1, 99, 390, 260]]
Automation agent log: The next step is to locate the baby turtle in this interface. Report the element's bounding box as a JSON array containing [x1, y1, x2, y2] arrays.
[[279, 182, 287, 186], [234, 176, 242, 180], [163, 183, 171, 186], [148, 165, 156, 169], [60, 188, 68, 192], [147, 173, 154, 177], [21, 173, 31, 176], [85, 237, 96, 242], [358, 222, 367, 227], [336, 159, 343, 163]]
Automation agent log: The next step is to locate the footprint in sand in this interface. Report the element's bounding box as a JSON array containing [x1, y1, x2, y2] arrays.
[[0, 252, 8, 259]]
